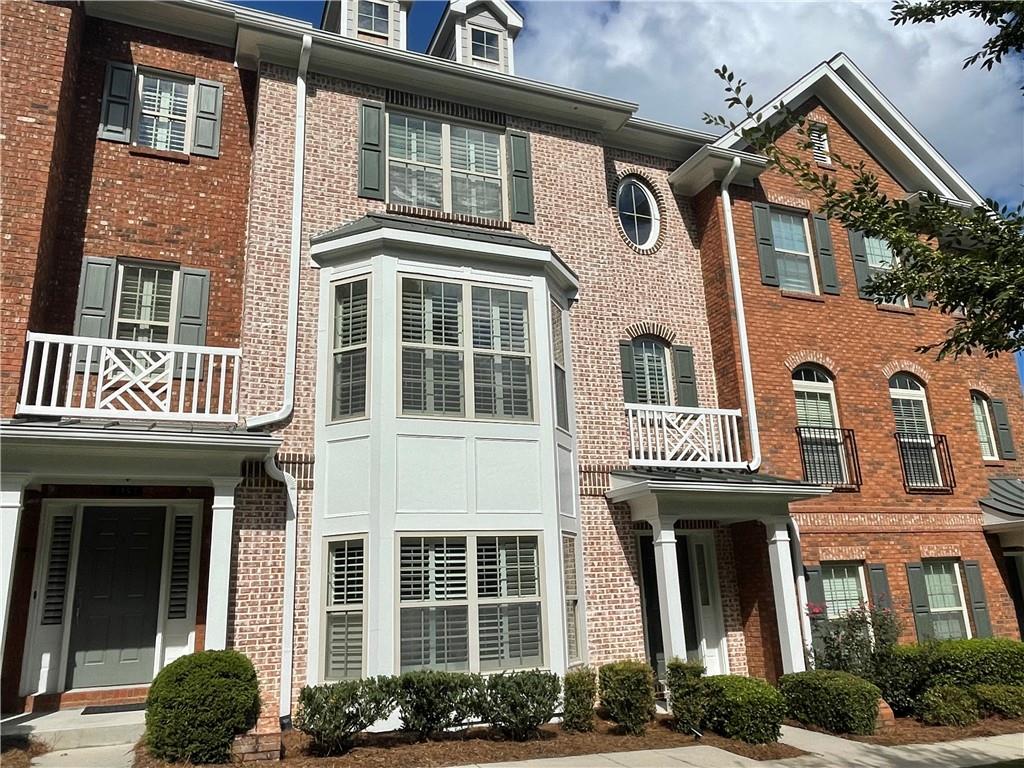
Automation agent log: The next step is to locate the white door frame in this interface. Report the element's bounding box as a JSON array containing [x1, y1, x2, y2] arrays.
[[20, 499, 202, 696]]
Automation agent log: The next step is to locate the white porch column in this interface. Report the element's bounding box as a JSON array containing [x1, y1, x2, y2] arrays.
[[652, 518, 687, 666], [765, 519, 806, 674], [206, 476, 241, 650], [1, 474, 29, 658]]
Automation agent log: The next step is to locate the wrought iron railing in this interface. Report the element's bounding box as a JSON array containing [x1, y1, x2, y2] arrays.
[[894, 431, 956, 493], [795, 426, 861, 491]]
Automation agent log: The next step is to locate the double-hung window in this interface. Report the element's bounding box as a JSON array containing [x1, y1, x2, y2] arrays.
[[864, 236, 908, 306], [324, 538, 366, 680], [890, 373, 941, 488], [922, 560, 970, 640], [387, 112, 506, 219], [401, 277, 534, 421], [630, 337, 671, 406], [114, 263, 178, 345], [971, 391, 999, 460], [770, 211, 818, 294], [471, 28, 500, 62], [357, 0, 390, 35], [551, 302, 569, 431], [399, 534, 543, 673], [136, 71, 192, 153], [331, 279, 369, 420], [562, 534, 581, 664], [792, 366, 847, 485], [820, 562, 866, 619]]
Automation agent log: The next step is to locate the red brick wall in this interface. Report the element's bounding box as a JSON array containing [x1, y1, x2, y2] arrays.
[[701, 97, 1024, 648]]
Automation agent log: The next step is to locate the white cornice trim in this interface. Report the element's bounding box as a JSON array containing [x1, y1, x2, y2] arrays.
[[606, 477, 832, 504], [0, 423, 280, 450]]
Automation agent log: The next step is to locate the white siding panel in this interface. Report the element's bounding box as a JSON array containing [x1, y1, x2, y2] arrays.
[[475, 437, 540, 513], [325, 435, 372, 517], [397, 435, 468, 513]]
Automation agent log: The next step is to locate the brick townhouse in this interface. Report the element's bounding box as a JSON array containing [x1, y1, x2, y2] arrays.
[[2, 0, 1022, 746]]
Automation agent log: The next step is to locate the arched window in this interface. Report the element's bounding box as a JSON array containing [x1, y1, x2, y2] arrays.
[[792, 365, 846, 485], [630, 336, 671, 405], [889, 373, 941, 488], [971, 391, 998, 460]]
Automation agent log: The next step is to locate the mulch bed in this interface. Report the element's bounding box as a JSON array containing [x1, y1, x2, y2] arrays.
[[0, 735, 49, 768], [846, 716, 1024, 746], [134, 716, 805, 767]]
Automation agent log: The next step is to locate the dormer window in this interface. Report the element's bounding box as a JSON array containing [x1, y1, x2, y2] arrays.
[[357, 0, 390, 35], [471, 28, 500, 62], [810, 123, 831, 166]]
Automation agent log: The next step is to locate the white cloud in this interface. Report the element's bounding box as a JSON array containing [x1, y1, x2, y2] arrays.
[[513, 0, 1022, 203]]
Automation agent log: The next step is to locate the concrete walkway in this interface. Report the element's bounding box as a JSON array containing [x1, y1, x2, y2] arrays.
[[30, 743, 135, 768], [449, 725, 1024, 768]]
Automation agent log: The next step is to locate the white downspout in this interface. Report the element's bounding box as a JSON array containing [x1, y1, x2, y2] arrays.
[[246, 33, 311, 727], [719, 157, 762, 471]]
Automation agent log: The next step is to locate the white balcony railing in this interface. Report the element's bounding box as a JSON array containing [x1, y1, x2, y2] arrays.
[[625, 404, 746, 469], [17, 332, 241, 423]]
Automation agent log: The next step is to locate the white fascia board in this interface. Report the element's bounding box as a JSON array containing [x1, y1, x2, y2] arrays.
[[0, 423, 280, 451], [713, 62, 960, 200], [605, 118, 715, 163], [605, 478, 832, 504], [310, 226, 580, 294], [668, 145, 769, 196], [451, 0, 524, 30]]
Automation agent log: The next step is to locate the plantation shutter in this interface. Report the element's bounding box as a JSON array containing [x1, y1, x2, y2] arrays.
[[98, 61, 135, 143], [848, 230, 872, 299], [619, 341, 638, 404], [867, 563, 892, 611], [358, 101, 385, 200], [990, 399, 1017, 460], [332, 280, 369, 420], [672, 345, 699, 407], [751, 202, 779, 286], [477, 536, 542, 671], [167, 515, 193, 620], [400, 279, 463, 416], [906, 563, 934, 642], [812, 214, 840, 295], [507, 130, 534, 223], [326, 539, 364, 680], [174, 267, 210, 378], [962, 561, 992, 638], [41, 515, 74, 626], [399, 537, 469, 672], [804, 564, 827, 657], [471, 287, 532, 420], [190, 79, 224, 158]]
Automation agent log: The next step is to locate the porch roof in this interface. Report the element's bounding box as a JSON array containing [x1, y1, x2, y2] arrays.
[[981, 478, 1024, 535]]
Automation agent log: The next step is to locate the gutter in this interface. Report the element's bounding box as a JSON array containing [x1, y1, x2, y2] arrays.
[[245, 32, 312, 726], [719, 156, 762, 471]]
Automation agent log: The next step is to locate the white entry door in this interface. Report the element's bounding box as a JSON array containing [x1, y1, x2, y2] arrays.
[[686, 533, 729, 676]]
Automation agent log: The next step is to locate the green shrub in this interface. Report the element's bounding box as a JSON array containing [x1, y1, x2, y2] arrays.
[[665, 659, 707, 735], [598, 661, 656, 735], [480, 670, 560, 740], [927, 639, 1024, 688], [920, 684, 980, 727], [701, 675, 784, 744], [396, 670, 483, 740], [779, 670, 880, 735], [145, 650, 260, 764], [294, 678, 397, 755], [869, 644, 929, 717], [815, 606, 901, 678], [561, 667, 597, 733], [971, 684, 1024, 719]]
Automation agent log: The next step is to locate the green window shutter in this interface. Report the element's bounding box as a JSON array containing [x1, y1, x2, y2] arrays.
[[812, 214, 840, 295], [990, 398, 1017, 460], [74, 256, 117, 338], [191, 79, 224, 158], [804, 564, 827, 658], [619, 341, 637, 404], [358, 101, 385, 200], [962, 560, 992, 638], [867, 563, 892, 611], [751, 202, 779, 286], [98, 61, 135, 143], [847, 230, 872, 299], [175, 267, 211, 378], [507, 130, 535, 223], [906, 563, 934, 642], [672, 345, 698, 407]]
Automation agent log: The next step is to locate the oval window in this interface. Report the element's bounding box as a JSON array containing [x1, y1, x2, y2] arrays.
[[616, 177, 661, 250]]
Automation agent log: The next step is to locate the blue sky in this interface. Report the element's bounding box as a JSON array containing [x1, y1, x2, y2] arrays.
[[232, 0, 1023, 388]]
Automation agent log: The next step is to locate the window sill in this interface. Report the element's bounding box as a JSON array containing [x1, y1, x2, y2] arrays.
[[876, 303, 914, 316], [129, 145, 190, 164], [780, 290, 825, 303], [815, 161, 835, 172], [385, 203, 511, 230], [983, 460, 1006, 468]]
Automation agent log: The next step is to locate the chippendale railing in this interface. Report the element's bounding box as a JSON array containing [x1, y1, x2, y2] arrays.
[[625, 404, 746, 469], [17, 332, 241, 423]]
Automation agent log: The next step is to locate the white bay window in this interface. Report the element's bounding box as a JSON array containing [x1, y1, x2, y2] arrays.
[[331, 278, 369, 420]]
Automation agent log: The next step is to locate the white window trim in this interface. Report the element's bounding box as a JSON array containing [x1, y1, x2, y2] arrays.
[[322, 535, 368, 681], [329, 275, 371, 423], [793, 370, 849, 484], [111, 260, 181, 345], [630, 336, 674, 407], [889, 376, 943, 484], [550, 299, 570, 434], [394, 531, 547, 675], [923, 559, 973, 640], [616, 177, 661, 251], [772, 211, 820, 295], [972, 392, 999, 461], [469, 26, 501, 62], [820, 561, 868, 619], [384, 109, 508, 220], [864, 236, 909, 307], [397, 273, 537, 423], [131, 68, 195, 153], [356, 0, 390, 36]]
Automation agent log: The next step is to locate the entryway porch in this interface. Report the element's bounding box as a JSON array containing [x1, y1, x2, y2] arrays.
[[608, 468, 832, 679]]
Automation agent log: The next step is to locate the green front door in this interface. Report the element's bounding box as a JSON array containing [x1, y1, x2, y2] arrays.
[[67, 507, 166, 689]]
